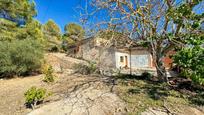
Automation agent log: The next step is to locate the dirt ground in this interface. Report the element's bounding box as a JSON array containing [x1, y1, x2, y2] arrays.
[[0, 75, 42, 115], [0, 53, 126, 115]]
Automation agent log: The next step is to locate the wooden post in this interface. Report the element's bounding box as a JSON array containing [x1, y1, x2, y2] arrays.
[[129, 48, 132, 75]]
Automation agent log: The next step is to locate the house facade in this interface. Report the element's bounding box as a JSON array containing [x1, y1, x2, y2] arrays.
[[115, 47, 153, 69], [69, 36, 173, 71]]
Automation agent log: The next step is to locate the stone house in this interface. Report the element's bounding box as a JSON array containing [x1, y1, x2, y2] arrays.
[[68, 36, 174, 72]]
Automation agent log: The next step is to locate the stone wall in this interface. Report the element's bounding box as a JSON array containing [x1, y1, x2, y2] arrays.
[[97, 47, 116, 69], [78, 40, 116, 69]]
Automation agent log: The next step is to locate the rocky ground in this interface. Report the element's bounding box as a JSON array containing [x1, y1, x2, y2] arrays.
[[28, 76, 125, 115]]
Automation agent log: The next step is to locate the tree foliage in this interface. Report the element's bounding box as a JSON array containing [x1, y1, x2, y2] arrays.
[[0, 18, 18, 40], [0, 0, 43, 42], [43, 19, 62, 51], [0, 0, 36, 23], [62, 23, 85, 51], [43, 19, 61, 39], [18, 20, 44, 41], [173, 34, 204, 85], [0, 19, 44, 41], [64, 23, 85, 41], [0, 0, 62, 78]]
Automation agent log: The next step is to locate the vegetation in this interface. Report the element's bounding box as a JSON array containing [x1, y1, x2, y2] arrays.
[[42, 19, 62, 52], [0, 19, 44, 41], [20, 20, 44, 41], [42, 65, 55, 83], [24, 86, 52, 109], [62, 23, 85, 51], [0, 18, 19, 41], [173, 38, 204, 85], [0, 0, 36, 23], [64, 23, 85, 41], [0, 0, 46, 78], [0, 0, 204, 114], [117, 72, 153, 81], [115, 75, 204, 114], [0, 39, 44, 78]]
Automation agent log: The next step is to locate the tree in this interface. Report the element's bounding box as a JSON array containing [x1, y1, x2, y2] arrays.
[[43, 20, 61, 39], [0, 18, 44, 42], [81, 0, 204, 82], [0, 0, 36, 24], [64, 23, 85, 41], [0, 18, 19, 41], [42, 19, 62, 51], [18, 20, 44, 41], [62, 23, 85, 51], [0, 0, 45, 78], [0, 0, 42, 41]]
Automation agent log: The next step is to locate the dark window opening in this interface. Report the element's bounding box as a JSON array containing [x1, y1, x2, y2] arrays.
[[120, 56, 124, 62]]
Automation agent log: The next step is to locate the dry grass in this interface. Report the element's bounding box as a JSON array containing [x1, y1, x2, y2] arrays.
[[114, 78, 204, 115]]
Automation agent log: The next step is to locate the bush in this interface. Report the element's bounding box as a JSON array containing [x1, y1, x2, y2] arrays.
[[24, 86, 52, 109], [173, 46, 204, 85], [73, 62, 97, 75], [141, 71, 152, 80], [49, 45, 60, 52], [0, 39, 44, 78], [42, 65, 55, 83], [117, 72, 152, 80], [190, 92, 204, 106]]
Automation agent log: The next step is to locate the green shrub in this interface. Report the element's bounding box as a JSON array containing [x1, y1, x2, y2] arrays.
[[117, 74, 137, 79], [89, 62, 97, 73], [190, 92, 204, 106], [141, 71, 152, 80], [24, 86, 52, 109], [0, 39, 44, 78], [42, 65, 55, 83], [173, 46, 204, 85]]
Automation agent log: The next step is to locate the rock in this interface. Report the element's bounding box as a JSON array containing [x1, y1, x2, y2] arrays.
[[28, 81, 126, 115]]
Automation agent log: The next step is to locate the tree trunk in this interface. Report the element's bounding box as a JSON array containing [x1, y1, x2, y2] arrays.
[[155, 51, 168, 82]]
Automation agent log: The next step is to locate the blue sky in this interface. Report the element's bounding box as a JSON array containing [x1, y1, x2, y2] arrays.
[[34, 0, 82, 32], [34, 0, 204, 33]]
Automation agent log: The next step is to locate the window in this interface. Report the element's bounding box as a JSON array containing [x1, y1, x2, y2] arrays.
[[120, 56, 124, 62]]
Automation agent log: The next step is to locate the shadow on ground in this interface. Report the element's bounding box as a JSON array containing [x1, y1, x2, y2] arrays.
[[111, 73, 204, 106]]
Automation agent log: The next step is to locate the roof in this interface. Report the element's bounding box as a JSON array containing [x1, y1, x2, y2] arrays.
[[80, 34, 139, 48], [69, 31, 146, 50]]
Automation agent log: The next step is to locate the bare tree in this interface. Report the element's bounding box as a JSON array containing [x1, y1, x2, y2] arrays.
[[79, 0, 204, 82]]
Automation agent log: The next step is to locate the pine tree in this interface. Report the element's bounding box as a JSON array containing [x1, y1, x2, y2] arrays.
[[64, 23, 85, 41], [42, 19, 62, 51], [0, 0, 36, 23]]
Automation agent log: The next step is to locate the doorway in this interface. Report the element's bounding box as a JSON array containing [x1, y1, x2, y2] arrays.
[[125, 56, 128, 68]]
